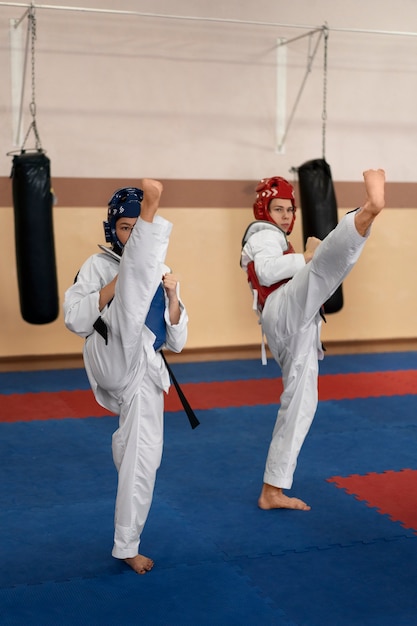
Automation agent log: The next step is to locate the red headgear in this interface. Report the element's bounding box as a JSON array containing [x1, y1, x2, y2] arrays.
[[253, 176, 296, 234]]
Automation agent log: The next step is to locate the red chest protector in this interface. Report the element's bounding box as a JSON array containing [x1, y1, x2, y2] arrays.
[[245, 243, 295, 312]]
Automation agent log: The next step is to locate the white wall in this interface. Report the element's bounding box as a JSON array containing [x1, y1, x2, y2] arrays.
[[1, 0, 417, 183]]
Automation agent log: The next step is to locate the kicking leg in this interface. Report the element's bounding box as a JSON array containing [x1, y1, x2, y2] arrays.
[[271, 168, 386, 330], [86, 179, 170, 391], [354, 169, 385, 236], [140, 178, 164, 223]]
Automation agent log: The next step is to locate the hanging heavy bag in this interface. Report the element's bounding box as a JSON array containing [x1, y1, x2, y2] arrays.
[[11, 151, 59, 324], [298, 158, 343, 314]]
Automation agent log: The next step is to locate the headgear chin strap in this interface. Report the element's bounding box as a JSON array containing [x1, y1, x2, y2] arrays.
[[253, 176, 296, 234], [103, 187, 144, 253]]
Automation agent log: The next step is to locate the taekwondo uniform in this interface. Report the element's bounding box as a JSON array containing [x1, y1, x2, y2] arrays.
[[64, 215, 188, 558], [241, 210, 368, 490]]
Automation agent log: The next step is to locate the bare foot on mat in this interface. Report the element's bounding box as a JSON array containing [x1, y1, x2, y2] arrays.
[[124, 554, 154, 575], [258, 483, 311, 511]]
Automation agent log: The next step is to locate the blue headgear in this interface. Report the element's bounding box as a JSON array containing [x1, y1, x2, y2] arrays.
[[103, 187, 144, 254]]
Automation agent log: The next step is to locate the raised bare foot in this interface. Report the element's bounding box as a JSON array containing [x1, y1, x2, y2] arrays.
[[140, 179, 163, 222], [258, 483, 311, 511], [363, 169, 385, 214], [355, 169, 386, 236], [124, 554, 154, 575]]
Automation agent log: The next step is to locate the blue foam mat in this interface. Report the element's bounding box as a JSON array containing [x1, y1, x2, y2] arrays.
[[1, 354, 417, 625], [235, 537, 417, 626], [0, 562, 293, 626]]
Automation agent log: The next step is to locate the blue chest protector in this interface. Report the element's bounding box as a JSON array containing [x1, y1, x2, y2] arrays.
[[145, 283, 167, 351], [91, 270, 167, 350]]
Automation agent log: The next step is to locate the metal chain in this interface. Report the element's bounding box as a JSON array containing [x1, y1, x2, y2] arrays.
[[22, 4, 43, 151], [322, 23, 329, 160]]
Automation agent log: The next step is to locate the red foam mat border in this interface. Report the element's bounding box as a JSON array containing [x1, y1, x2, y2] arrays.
[[0, 370, 416, 422]]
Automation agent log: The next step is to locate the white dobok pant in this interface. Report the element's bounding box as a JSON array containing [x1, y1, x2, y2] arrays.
[[261, 211, 369, 490]]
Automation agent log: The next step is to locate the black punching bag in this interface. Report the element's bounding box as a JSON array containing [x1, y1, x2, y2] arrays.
[[11, 151, 59, 324], [298, 158, 343, 314]]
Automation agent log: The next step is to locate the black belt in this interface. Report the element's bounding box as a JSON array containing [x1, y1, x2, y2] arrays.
[[161, 351, 200, 430]]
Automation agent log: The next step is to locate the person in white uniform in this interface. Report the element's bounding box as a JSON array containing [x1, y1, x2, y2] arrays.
[[241, 169, 385, 511], [64, 179, 188, 574]]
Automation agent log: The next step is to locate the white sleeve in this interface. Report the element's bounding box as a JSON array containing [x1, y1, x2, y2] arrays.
[[242, 229, 305, 287], [63, 255, 118, 338]]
